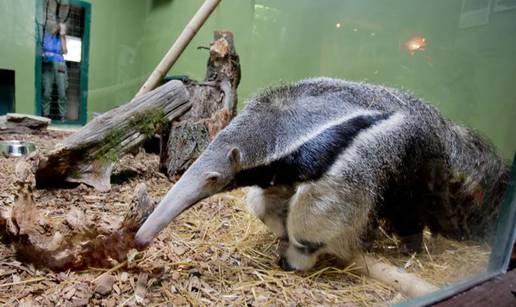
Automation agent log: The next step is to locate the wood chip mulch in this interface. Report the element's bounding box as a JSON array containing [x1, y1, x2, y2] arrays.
[[0, 131, 490, 306]]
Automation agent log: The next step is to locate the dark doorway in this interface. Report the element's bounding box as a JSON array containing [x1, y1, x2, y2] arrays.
[[0, 69, 15, 115]]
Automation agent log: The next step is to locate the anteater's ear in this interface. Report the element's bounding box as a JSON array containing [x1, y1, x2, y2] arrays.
[[227, 147, 241, 171]]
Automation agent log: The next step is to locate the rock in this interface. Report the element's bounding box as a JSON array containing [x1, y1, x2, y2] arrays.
[[94, 275, 116, 296], [134, 273, 148, 304], [0, 113, 50, 134], [6, 113, 51, 128]]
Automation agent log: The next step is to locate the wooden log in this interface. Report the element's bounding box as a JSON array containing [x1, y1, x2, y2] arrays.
[[354, 255, 439, 298], [0, 160, 157, 271], [35, 81, 191, 191], [34, 30, 239, 190], [160, 30, 240, 176], [203, 30, 241, 117], [163, 120, 211, 176]]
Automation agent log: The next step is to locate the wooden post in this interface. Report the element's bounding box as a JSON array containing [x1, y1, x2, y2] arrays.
[[135, 0, 222, 97]]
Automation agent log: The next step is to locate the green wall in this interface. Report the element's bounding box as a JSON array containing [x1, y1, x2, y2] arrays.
[[86, 0, 146, 115], [136, 0, 516, 159], [139, 0, 255, 99], [0, 0, 146, 118], [0, 0, 37, 114], [0, 0, 515, 159]]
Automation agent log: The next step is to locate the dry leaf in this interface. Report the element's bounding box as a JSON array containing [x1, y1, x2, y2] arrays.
[[134, 273, 148, 305], [120, 271, 129, 282], [70, 282, 93, 306], [171, 244, 188, 256]]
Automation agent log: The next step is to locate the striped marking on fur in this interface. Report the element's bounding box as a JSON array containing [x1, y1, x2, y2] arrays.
[[268, 110, 383, 163], [234, 112, 392, 188], [328, 111, 406, 176]]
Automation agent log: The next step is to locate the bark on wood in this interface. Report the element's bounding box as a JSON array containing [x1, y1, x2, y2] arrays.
[[162, 121, 211, 176], [160, 30, 240, 176], [0, 113, 51, 134], [35, 81, 191, 191], [0, 160, 156, 271]]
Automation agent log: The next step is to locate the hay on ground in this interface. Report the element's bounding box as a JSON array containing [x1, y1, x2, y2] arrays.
[[0, 131, 490, 306]]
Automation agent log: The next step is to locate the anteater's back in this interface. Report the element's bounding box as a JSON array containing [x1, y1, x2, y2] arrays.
[[220, 77, 510, 242]]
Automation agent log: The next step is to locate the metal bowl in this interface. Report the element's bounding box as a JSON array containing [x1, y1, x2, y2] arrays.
[[0, 140, 37, 157]]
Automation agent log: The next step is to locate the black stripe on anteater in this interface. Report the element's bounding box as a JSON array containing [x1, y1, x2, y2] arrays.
[[234, 112, 392, 188]]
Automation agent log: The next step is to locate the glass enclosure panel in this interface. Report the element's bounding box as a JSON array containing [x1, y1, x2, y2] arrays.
[[36, 0, 88, 122], [0, 0, 514, 305]]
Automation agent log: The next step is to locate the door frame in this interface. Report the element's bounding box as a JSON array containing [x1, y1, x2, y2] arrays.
[[34, 0, 91, 125]]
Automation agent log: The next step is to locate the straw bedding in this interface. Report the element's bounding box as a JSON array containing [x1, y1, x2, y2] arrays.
[[0, 131, 490, 306]]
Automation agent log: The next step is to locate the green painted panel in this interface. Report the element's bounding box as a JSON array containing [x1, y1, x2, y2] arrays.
[[0, 0, 37, 114], [138, 0, 516, 159], [86, 0, 146, 118], [1, 0, 514, 159]]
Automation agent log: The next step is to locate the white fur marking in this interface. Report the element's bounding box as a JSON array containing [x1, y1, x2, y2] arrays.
[[328, 112, 406, 175], [285, 243, 318, 271], [266, 110, 383, 164], [246, 187, 267, 217]]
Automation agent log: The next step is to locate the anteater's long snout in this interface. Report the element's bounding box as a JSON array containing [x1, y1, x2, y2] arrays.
[[134, 174, 203, 247], [135, 143, 240, 248]]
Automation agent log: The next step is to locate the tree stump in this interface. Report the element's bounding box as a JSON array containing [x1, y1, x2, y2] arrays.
[[160, 30, 240, 176]]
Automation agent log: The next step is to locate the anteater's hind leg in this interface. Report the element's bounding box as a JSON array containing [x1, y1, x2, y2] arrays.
[[380, 158, 451, 253], [246, 186, 295, 240]]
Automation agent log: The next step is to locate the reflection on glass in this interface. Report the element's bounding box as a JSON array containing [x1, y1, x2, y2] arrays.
[[41, 21, 68, 120], [63, 35, 82, 63], [38, 0, 86, 122], [403, 35, 426, 55], [235, 0, 516, 302]]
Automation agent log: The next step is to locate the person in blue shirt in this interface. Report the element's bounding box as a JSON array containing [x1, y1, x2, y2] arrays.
[[42, 22, 68, 120]]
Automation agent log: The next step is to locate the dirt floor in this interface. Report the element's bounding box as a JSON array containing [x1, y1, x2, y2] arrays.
[[0, 131, 491, 306]]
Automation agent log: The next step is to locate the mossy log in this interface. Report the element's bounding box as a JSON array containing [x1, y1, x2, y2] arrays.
[[35, 30, 240, 190], [160, 30, 240, 176], [35, 80, 191, 191]]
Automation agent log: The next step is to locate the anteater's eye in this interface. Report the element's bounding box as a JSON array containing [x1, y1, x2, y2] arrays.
[[204, 171, 221, 184]]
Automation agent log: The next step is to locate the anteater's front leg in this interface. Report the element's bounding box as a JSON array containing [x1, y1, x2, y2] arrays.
[[246, 185, 295, 241]]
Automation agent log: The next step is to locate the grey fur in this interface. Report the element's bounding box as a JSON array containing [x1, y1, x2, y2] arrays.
[[136, 77, 509, 271]]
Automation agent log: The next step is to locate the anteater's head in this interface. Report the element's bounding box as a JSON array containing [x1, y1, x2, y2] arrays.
[[134, 145, 242, 247]]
